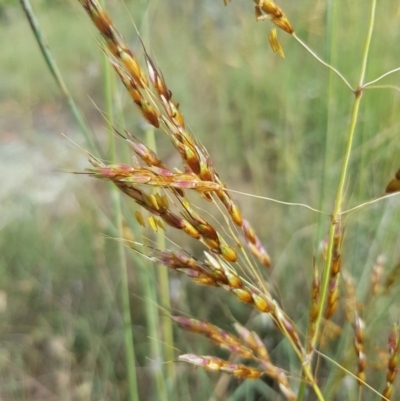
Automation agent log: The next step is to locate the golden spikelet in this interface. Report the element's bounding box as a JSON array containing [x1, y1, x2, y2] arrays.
[[269, 28, 285, 58]]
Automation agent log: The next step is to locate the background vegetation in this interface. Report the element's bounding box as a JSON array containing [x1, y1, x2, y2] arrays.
[[1, 0, 399, 399]]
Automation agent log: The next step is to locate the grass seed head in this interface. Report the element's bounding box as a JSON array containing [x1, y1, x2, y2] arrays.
[[234, 323, 271, 361], [353, 314, 366, 385], [254, 0, 294, 34], [179, 354, 262, 379]]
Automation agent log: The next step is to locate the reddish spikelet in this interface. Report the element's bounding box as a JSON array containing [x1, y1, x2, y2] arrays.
[[325, 222, 343, 319], [331, 222, 342, 276], [86, 162, 222, 194], [353, 314, 366, 385], [179, 354, 262, 379], [79, 0, 148, 88], [307, 262, 320, 353], [234, 323, 271, 361], [145, 54, 170, 102], [324, 279, 339, 319], [179, 354, 295, 400], [278, 312, 303, 351], [242, 219, 271, 268], [110, 59, 160, 127], [258, 359, 296, 401], [124, 132, 164, 167], [97, 173, 205, 241], [152, 251, 218, 286], [381, 325, 400, 400], [214, 181, 271, 268], [172, 316, 255, 359]]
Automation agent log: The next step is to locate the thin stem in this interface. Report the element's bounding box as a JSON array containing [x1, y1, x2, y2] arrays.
[[363, 66, 400, 88], [340, 192, 400, 217], [358, 0, 377, 87], [227, 189, 328, 214], [292, 33, 354, 93], [113, 190, 140, 401], [145, 127, 176, 384], [20, 0, 97, 152], [309, 0, 377, 353], [314, 350, 390, 401], [365, 84, 400, 93], [102, 37, 140, 401], [297, 4, 340, 398]]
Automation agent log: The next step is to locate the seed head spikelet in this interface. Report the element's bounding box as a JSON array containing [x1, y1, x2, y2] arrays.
[[233, 323, 271, 361], [324, 222, 343, 319], [172, 316, 255, 359], [385, 168, 400, 193], [371, 255, 385, 296], [353, 313, 367, 384], [253, 0, 294, 34], [381, 325, 400, 400]]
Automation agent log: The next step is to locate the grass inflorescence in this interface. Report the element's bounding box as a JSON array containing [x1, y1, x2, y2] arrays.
[[16, 0, 400, 399]]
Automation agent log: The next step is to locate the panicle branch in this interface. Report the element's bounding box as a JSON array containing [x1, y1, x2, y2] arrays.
[[172, 316, 255, 359], [178, 353, 296, 400]]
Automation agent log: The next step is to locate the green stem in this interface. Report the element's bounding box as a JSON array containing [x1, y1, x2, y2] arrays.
[[145, 127, 176, 389], [20, 0, 97, 152], [310, 0, 377, 359], [297, 0, 377, 399], [101, 28, 139, 401], [113, 190, 140, 401]]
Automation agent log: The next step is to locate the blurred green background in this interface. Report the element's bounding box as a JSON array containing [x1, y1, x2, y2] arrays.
[[1, 0, 400, 400]]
